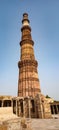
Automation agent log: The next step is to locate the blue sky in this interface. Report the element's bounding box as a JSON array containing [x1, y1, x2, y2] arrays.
[[0, 0, 59, 100]]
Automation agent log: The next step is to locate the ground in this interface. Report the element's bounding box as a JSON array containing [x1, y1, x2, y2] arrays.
[[31, 118, 59, 130], [0, 115, 59, 130]]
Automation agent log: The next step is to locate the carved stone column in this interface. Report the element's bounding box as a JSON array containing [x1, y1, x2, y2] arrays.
[[2, 100, 4, 107], [18, 100, 21, 116], [11, 100, 13, 107], [53, 105, 55, 114], [28, 98, 31, 118], [35, 93, 43, 118], [56, 105, 58, 114], [23, 100, 25, 117], [16, 100, 18, 115]]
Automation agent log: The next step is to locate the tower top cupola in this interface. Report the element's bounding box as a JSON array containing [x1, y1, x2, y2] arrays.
[[22, 13, 30, 26]]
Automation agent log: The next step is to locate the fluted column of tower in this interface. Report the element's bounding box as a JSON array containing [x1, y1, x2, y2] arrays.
[[18, 13, 41, 97]]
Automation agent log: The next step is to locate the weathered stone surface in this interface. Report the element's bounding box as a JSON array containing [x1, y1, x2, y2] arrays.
[[0, 117, 59, 130], [0, 118, 32, 130], [0, 125, 7, 130], [0, 107, 13, 115], [0, 107, 18, 122]]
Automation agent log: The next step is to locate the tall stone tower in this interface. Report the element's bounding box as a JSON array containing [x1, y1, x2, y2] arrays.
[[18, 13, 41, 97]]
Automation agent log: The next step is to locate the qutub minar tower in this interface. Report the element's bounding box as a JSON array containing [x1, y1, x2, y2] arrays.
[[15, 13, 51, 118], [18, 13, 41, 97]]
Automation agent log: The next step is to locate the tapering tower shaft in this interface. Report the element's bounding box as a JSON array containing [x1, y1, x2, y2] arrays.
[[18, 13, 41, 97]]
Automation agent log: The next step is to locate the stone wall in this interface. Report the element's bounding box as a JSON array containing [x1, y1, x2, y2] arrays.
[[0, 107, 18, 122], [43, 98, 52, 118], [0, 107, 13, 115]]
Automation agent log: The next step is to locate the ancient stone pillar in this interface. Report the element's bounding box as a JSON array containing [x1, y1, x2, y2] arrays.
[[35, 93, 43, 118], [56, 104, 58, 114], [17, 100, 21, 116], [2, 100, 4, 107], [23, 100, 25, 117], [16, 99, 18, 115], [28, 98, 31, 118], [53, 105, 55, 114], [57, 105, 59, 113]]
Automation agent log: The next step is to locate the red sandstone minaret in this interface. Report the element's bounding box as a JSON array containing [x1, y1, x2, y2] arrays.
[[18, 13, 41, 97]]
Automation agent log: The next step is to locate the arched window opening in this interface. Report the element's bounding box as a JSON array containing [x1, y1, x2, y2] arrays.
[[50, 105, 54, 114], [54, 105, 57, 114], [57, 105, 59, 112], [3, 100, 11, 107], [20, 101, 23, 113], [13, 100, 16, 114], [31, 100, 35, 113], [0, 100, 2, 107]]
